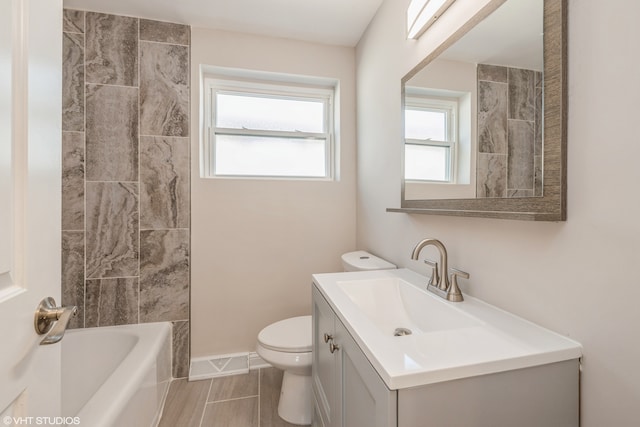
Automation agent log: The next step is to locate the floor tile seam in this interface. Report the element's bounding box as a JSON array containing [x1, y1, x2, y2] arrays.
[[206, 394, 260, 405], [257, 367, 262, 427], [198, 378, 215, 427]]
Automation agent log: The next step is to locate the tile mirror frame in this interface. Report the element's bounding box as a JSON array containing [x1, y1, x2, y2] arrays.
[[389, 0, 567, 221]]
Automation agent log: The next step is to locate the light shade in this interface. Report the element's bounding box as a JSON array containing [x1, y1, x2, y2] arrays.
[[407, 0, 457, 39]]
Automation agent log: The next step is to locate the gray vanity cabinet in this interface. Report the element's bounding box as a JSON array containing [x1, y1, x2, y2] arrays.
[[312, 286, 397, 427], [312, 284, 580, 427]]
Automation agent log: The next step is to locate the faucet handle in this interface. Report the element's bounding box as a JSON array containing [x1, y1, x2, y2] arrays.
[[446, 267, 469, 302], [423, 259, 440, 287]]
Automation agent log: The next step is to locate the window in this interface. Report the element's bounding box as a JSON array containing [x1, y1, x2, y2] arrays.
[[203, 73, 335, 179], [404, 96, 457, 182]]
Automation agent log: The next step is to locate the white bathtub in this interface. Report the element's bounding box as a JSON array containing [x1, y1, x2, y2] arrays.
[[62, 322, 172, 427]]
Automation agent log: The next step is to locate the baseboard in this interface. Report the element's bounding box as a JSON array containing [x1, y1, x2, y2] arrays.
[[189, 352, 272, 381]]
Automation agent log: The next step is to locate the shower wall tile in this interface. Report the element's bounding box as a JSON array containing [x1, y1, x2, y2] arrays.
[[172, 321, 190, 378], [62, 231, 85, 329], [140, 136, 190, 229], [86, 182, 139, 279], [476, 153, 506, 198], [85, 12, 138, 86], [85, 84, 138, 181], [535, 155, 543, 196], [140, 19, 190, 45], [507, 120, 535, 191], [61, 10, 191, 375], [508, 68, 535, 121], [507, 189, 534, 198], [477, 64, 507, 83], [478, 80, 507, 154], [535, 84, 543, 156], [85, 278, 139, 327], [62, 32, 84, 132], [63, 9, 85, 34], [62, 132, 85, 231], [140, 42, 189, 137], [140, 229, 189, 323]]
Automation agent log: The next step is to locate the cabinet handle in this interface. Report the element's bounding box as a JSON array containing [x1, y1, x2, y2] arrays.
[[329, 342, 340, 353], [323, 333, 333, 343]]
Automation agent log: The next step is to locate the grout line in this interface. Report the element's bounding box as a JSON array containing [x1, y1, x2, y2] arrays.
[[207, 395, 260, 405], [139, 38, 190, 48], [257, 368, 261, 427], [138, 134, 190, 139], [85, 82, 139, 90], [137, 16, 142, 327], [85, 180, 140, 184], [82, 9, 87, 330], [198, 379, 214, 427]]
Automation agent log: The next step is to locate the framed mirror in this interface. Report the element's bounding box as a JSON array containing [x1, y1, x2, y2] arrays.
[[389, 0, 567, 221]]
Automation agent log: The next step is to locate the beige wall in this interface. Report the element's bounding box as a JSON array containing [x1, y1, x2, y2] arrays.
[[356, 0, 640, 425], [190, 28, 357, 357]]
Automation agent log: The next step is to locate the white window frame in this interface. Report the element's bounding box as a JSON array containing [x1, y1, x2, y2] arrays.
[[404, 95, 458, 183], [203, 76, 335, 180]]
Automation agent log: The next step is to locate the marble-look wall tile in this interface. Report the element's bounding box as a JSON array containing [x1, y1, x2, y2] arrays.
[[140, 19, 190, 45], [535, 84, 543, 156], [85, 13, 138, 86], [477, 64, 507, 83], [507, 120, 535, 191], [85, 278, 139, 327], [140, 229, 189, 322], [507, 189, 534, 198], [476, 154, 506, 198], [62, 231, 85, 329], [85, 84, 138, 181], [86, 182, 139, 279], [140, 42, 189, 137], [62, 132, 85, 231], [508, 68, 535, 121], [62, 32, 84, 132], [535, 155, 543, 197], [63, 9, 85, 34], [172, 321, 189, 378], [140, 137, 190, 229], [478, 80, 507, 153]]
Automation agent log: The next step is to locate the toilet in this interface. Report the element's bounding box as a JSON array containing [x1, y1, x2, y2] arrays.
[[256, 251, 396, 425]]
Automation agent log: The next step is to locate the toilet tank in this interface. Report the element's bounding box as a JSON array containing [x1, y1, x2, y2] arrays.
[[341, 251, 396, 272]]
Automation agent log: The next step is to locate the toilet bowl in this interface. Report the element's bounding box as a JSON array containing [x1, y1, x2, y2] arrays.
[[257, 316, 312, 425], [256, 251, 396, 425]]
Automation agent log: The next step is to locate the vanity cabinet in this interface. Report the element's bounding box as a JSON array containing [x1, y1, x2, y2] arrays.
[[312, 282, 579, 427], [312, 286, 397, 427]]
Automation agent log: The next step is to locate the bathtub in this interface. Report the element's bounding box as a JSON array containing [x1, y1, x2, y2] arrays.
[[62, 322, 172, 427]]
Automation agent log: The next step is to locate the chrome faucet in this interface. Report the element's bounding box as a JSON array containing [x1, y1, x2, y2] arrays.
[[410, 238, 469, 302]]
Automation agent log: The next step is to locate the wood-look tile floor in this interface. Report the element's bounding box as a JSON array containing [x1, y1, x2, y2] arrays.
[[159, 367, 304, 427]]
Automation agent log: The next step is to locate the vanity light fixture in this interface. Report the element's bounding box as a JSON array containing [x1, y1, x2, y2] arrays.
[[407, 0, 457, 39]]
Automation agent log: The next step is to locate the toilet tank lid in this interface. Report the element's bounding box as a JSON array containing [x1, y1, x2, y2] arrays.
[[341, 251, 396, 271]]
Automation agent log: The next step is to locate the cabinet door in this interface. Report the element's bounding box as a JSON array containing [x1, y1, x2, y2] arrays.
[[312, 287, 338, 427], [336, 319, 397, 427]]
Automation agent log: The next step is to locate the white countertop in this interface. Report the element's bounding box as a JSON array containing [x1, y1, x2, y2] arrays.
[[312, 268, 582, 390]]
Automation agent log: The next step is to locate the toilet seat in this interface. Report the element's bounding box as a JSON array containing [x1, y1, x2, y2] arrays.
[[258, 315, 311, 353]]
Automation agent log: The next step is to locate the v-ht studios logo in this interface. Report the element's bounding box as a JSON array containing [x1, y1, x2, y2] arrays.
[[2, 416, 80, 425]]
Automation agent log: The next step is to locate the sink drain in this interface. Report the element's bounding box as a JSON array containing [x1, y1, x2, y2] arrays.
[[393, 327, 412, 337]]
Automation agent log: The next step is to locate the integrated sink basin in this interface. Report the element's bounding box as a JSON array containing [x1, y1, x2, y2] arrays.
[[337, 277, 482, 336], [313, 268, 582, 390]]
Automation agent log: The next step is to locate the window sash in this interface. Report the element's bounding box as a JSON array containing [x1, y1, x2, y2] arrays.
[[204, 78, 334, 179], [404, 96, 458, 183]]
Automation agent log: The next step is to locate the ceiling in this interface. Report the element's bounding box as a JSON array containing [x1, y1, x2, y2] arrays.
[[63, 0, 385, 47], [441, 0, 543, 71]]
